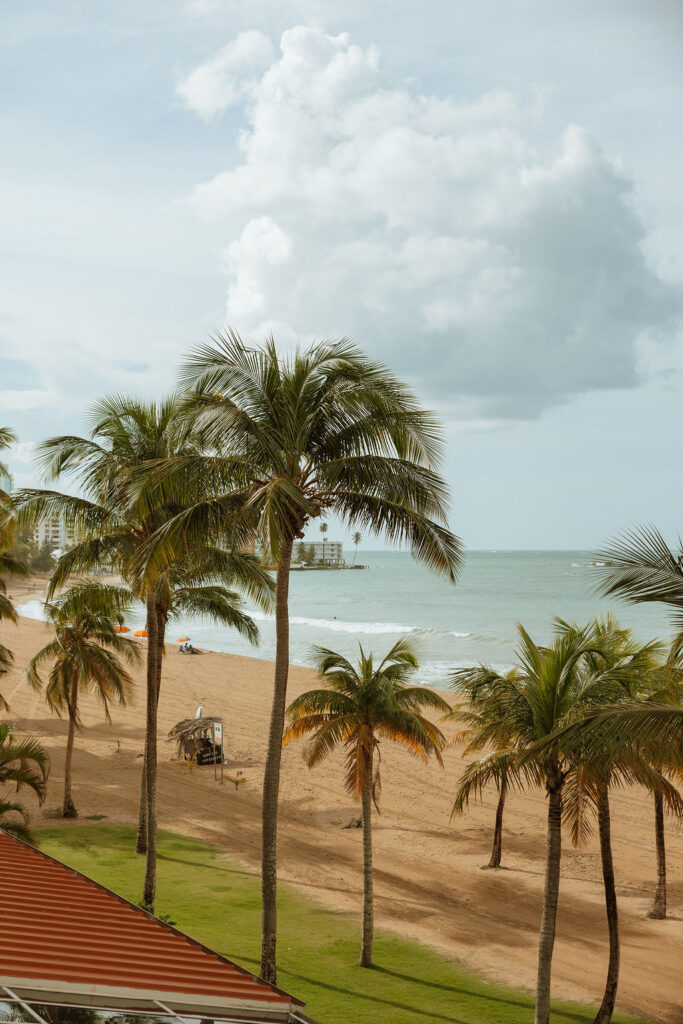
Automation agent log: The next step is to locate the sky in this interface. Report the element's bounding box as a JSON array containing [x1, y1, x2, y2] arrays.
[[1, 0, 682, 550]]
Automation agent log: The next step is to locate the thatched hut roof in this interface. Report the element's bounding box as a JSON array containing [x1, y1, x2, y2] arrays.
[[168, 716, 223, 759]]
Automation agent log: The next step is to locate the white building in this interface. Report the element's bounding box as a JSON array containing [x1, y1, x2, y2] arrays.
[[32, 513, 77, 551], [309, 541, 344, 566], [0, 469, 13, 495]]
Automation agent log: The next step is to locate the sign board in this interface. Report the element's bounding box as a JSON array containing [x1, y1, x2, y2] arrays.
[[213, 722, 223, 742]]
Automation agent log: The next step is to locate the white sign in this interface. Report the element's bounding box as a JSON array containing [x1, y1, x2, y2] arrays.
[[213, 722, 223, 742]]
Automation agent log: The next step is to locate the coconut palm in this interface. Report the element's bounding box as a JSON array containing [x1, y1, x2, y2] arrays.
[[0, 546, 25, 710], [557, 621, 682, 1024], [26, 581, 139, 817], [638, 650, 683, 920], [593, 525, 683, 629], [449, 666, 526, 868], [0, 425, 16, 489], [283, 636, 449, 966], [319, 521, 328, 564], [0, 721, 49, 844], [451, 620, 620, 1024], [352, 531, 362, 565], [0, 426, 28, 710], [136, 332, 462, 981], [592, 528, 683, 920], [14, 395, 272, 906]]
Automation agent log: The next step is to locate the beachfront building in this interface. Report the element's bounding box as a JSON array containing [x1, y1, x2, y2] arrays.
[[31, 512, 76, 552], [0, 829, 315, 1024], [308, 541, 344, 566], [0, 469, 13, 494]]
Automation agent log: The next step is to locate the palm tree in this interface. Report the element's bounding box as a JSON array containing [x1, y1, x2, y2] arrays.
[[448, 666, 525, 868], [138, 332, 462, 981], [557, 621, 682, 1024], [283, 636, 449, 966], [0, 426, 28, 710], [0, 425, 16, 490], [451, 620, 618, 1024], [560, 703, 683, 759], [0, 721, 49, 844], [26, 581, 139, 817], [593, 526, 683, 919], [319, 522, 328, 564], [352, 531, 362, 565], [14, 395, 271, 906]]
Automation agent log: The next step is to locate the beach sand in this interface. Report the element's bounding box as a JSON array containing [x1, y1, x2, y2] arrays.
[[2, 577, 681, 1023]]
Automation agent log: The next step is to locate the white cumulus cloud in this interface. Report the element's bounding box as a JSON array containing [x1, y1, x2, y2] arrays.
[[182, 25, 682, 417], [177, 30, 275, 119]]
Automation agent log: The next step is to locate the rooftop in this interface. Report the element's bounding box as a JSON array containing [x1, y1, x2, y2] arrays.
[[0, 830, 310, 1024]]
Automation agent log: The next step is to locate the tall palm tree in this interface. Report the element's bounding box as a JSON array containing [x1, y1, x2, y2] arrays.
[[0, 721, 49, 844], [448, 666, 524, 868], [319, 522, 328, 564], [352, 531, 362, 565], [557, 621, 682, 1024], [0, 425, 16, 491], [451, 620, 616, 1024], [14, 395, 272, 907], [26, 581, 139, 817], [283, 636, 449, 966], [0, 426, 28, 710], [137, 332, 462, 982], [639, 649, 683, 920], [593, 526, 683, 919]]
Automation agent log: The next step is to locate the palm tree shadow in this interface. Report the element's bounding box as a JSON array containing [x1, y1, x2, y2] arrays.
[[217, 960, 590, 1024], [369, 966, 590, 1022], [156, 851, 255, 878], [220, 963, 474, 1023]]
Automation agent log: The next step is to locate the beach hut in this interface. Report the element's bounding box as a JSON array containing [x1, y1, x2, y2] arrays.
[[0, 829, 312, 1022], [168, 715, 224, 765]]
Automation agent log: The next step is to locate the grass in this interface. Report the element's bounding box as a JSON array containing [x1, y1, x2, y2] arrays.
[[38, 826, 648, 1024]]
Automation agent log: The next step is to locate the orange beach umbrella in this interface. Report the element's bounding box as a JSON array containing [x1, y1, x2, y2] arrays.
[[114, 626, 130, 634], [176, 636, 190, 642], [133, 629, 148, 638]]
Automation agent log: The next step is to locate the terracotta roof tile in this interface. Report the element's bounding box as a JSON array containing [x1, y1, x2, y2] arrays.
[[0, 831, 303, 1019]]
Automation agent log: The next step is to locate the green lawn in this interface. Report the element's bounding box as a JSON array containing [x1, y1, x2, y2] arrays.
[[38, 826, 646, 1024]]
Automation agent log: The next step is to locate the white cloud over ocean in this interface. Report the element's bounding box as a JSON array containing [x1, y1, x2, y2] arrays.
[[178, 26, 681, 418]]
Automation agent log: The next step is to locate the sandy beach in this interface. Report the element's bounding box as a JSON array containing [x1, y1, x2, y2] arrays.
[[2, 577, 681, 1024]]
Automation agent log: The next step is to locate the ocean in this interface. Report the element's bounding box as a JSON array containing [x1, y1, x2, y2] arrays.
[[17, 551, 674, 687]]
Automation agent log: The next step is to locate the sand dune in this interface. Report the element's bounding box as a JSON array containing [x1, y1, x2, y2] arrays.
[[2, 581, 681, 1023]]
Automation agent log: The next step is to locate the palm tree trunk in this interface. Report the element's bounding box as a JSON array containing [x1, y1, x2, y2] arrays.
[[594, 783, 619, 1024], [646, 791, 666, 919], [488, 770, 507, 869], [535, 781, 563, 1024], [62, 676, 79, 818], [260, 535, 293, 985], [136, 607, 152, 855], [135, 751, 148, 854], [359, 748, 374, 967], [142, 594, 160, 908]]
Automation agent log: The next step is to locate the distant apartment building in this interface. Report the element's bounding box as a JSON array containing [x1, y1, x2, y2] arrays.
[[32, 513, 77, 552], [0, 469, 13, 494], [309, 541, 344, 565]]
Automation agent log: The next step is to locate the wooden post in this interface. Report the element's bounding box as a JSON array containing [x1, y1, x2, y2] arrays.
[[212, 723, 217, 781]]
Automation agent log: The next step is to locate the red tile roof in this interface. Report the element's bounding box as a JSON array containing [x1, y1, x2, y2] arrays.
[[0, 831, 303, 1020]]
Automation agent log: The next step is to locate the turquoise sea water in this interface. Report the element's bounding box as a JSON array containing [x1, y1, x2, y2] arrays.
[[18, 551, 674, 686]]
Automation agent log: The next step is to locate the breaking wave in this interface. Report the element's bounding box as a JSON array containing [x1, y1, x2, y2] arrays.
[[248, 608, 469, 638]]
